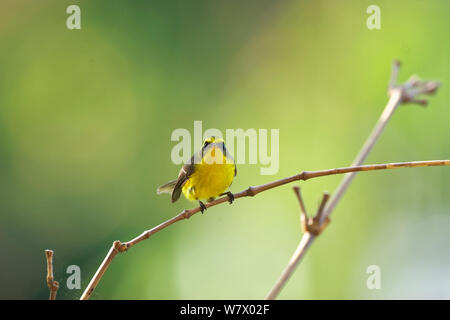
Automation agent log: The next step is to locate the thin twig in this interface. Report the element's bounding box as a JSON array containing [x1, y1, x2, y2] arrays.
[[80, 160, 449, 299], [315, 192, 330, 224], [265, 61, 442, 300], [45, 249, 59, 300], [266, 188, 332, 299], [293, 186, 308, 233], [266, 232, 315, 300]]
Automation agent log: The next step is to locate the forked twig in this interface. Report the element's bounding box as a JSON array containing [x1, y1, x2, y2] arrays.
[[265, 61, 442, 299]]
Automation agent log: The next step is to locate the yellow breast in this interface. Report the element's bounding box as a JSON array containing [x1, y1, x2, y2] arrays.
[[182, 150, 235, 201]]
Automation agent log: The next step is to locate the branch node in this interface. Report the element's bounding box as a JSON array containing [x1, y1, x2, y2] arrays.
[[388, 61, 440, 107], [182, 209, 191, 219], [309, 216, 331, 237], [247, 186, 256, 197], [293, 189, 331, 236], [113, 240, 127, 253], [297, 171, 307, 181]]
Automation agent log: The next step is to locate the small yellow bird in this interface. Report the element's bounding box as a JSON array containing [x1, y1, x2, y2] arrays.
[[157, 136, 237, 212]]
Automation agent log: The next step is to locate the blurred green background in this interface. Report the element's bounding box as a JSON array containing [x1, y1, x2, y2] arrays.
[[1, 0, 449, 300]]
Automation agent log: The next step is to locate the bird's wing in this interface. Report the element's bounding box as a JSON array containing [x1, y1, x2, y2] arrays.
[[171, 155, 196, 203]]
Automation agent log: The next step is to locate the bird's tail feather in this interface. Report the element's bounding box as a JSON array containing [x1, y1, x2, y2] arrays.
[[157, 180, 177, 195]]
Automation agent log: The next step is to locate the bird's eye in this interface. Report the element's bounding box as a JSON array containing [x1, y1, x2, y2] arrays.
[[203, 141, 211, 148]]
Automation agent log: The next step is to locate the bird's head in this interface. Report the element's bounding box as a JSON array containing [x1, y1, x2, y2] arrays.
[[201, 136, 229, 163], [203, 136, 224, 148]]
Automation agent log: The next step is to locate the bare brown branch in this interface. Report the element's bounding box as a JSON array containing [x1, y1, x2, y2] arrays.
[[265, 60, 442, 300], [80, 160, 449, 299], [45, 249, 59, 300]]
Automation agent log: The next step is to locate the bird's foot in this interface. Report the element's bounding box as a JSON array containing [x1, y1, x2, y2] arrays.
[[199, 201, 207, 214], [220, 191, 235, 204]]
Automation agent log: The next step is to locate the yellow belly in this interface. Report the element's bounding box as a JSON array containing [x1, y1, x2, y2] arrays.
[[182, 162, 235, 201]]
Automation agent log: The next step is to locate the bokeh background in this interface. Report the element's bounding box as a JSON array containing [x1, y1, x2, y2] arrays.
[[1, 0, 449, 300]]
